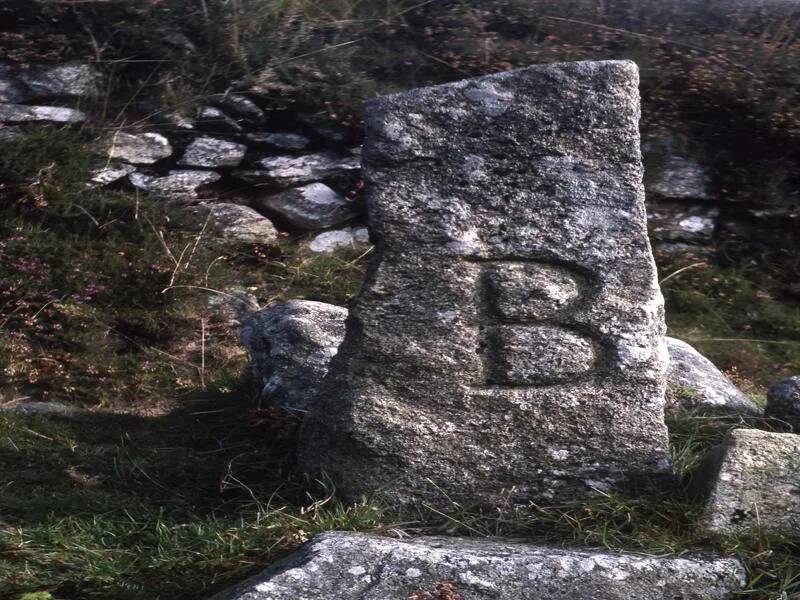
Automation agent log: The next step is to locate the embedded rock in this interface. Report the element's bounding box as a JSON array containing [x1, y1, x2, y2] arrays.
[[244, 131, 311, 150], [210, 531, 744, 600], [18, 63, 99, 99], [89, 163, 137, 187], [300, 61, 673, 507], [665, 337, 761, 415], [0, 401, 76, 417], [179, 136, 247, 168], [207, 93, 264, 122], [241, 300, 347, 412], [207, 288, 260, 325], [200, 203, 278, 244], [198, 106, 243, 133], [107, 132, 173, 164], [0, 103, 85, 123], [308, 226, 370, 253], [765, 375, 800, 425], [236, 152, 360, 187], [254, 183, 360, 230], [649, 156, 711, 201], [129, 170, 221, 198], [647, 203, 717, 250], [699, 428, 800, 537]]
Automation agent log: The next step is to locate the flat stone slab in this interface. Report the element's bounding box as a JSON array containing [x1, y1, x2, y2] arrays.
[[700, 428, 800, 537], [18, 63, 99, 99], [665, 337, 761, 415], [210, 532, 744, 600], [254, 183, 360, 230], [236, 152, 360, 187], [300, 60, 672, 507], [179, 136, 247, 168], [0, 103, 86, 123], [107, 132, 173, 164], [129, 169, 221, 198]]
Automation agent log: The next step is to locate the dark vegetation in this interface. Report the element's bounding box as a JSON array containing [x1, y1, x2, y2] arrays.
[[0, 1, 799, 598]]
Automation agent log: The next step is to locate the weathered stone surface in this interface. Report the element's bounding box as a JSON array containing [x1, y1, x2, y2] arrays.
[[765, 375, 800, 425], [649, 156, 711, 201], [129, 170, 221, 198], [254, 183, 360, 230], [236, 152, 360, 187], [89, 163, 137, 187], [299, 61, 672, 507], [179, 136, 247, 168], [200, 203, 278, 244], [207, 93, 264, 121], [207, 288, 260, 325], [699, 428, 800, 537], [308, 226, 370, 253], [18, 63, 99, 99], [0, 103, 85, 123], [210, 532, 744, 600], [242, 300, 348, 412], [107, 132, 173, 164], [244, 131, 311, 150], [665, 337, 761, 415]]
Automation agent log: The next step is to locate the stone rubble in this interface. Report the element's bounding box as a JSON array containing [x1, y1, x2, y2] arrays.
[[199, 203, 279, 245], [649, 156, 712, 201], [300, 60, 673, 507], [237, 152, 360, 187], [178, 136, 247, 168], [210, 531, 745, 600], [207, 93, 264, 122], [129, 169, 221, 198], [198, 106, 243, 133], [241, 300, 348, 412], [0, 103, 86, 123], [89, 163, 137, 187], [699, 428, 800, 538], [107, 132, 173, 165], [18, 63, 99, 99], [253, 183, 360, 230], [244, 131, 311, 150], [665, 337, 761, 415]]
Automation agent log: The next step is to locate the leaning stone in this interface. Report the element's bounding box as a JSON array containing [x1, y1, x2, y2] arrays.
[[765, 375, 800, 425], [253, 183, 360, 230], [179, 136, 247, 168], [88, 163, 137, 187], [18, 63, 99, 99], [241, 300, 348, 412], [0, 401, 76, 417], [308, 226, 370, 253], [207, 93, 264, 122], [129, 170, 221, 198], [649, 156, 712, 201], [210, 531, 744, 600], [207, 288, 260, 325], [665, 337, 761, 415], [244, 131, 311, 150], [0, 103, 85, 123], [198, 106, 243, 133], [699, 428, 800, 538], [107, 132, 173, 164], [197, 202, 279, 244], [300, 61, 672, 507], [237, 152, 359, 187]]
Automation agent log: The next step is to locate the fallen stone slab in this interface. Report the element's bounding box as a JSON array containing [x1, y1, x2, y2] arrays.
[[308, 226, 370, 253], [699, 428, 800, 537], [236, 152, 360, 187], [765, 375, 800, 425], [210, 532, 744, 600], [107, 132, 173, 164], [199, 203, 278, 244], [300, 60, 673, 507], [88, 163, 137, 187], [179, 136, 247, 168], [241, 300, 348, 412], [665, 337, 761, 415], [0, 103, 85, 123], [244, 131, 311, 150], [253, 183, 360, 230], [18, 63, 99, 99], [649, 156, 712, 201], [130, 169, 221, 198]]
